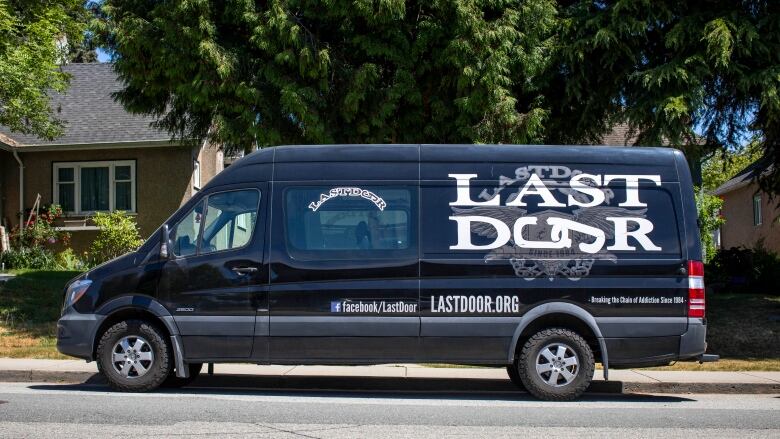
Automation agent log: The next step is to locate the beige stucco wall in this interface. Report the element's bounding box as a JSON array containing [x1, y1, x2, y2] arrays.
[[2, 143, 223, 252], [720, 183, 780, 253]]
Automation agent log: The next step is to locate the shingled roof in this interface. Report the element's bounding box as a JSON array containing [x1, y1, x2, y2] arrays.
[[713, 158, 773, 196], [0, 63, 170, 147]]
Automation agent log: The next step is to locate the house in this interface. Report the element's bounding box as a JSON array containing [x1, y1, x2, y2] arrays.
[[713, 159, 780, 253], [0, 63, 223, 251]]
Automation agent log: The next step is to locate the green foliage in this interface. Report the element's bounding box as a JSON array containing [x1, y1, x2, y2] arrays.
[[695, 188, 725, 263], [11, 204, 70, 250], [95, 1, 780, 193], [88, 211, 143, 265], [702, 141, 764, 192], [707, 245, 780, 295], [93, 0, 558, 151], [553, 1, 780, 190], [0, 0, 88, 139], [0, 247, 58, 270], [54, 248, 84, 271]]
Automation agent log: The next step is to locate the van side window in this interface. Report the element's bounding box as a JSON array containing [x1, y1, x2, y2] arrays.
[[199, 190, 260, 254], [170, 200, 205, 257], [284, 186, 415, 259]]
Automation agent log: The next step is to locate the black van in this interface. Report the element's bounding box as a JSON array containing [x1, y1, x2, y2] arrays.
[[56, 144, 714, 400]]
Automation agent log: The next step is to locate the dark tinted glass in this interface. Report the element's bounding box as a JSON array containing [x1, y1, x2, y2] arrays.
[[284, 186, 415, 259]]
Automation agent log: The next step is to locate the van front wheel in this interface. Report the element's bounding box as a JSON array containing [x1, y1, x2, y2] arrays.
[[96, 319, 172, 392], [518, 328, 594, 401]]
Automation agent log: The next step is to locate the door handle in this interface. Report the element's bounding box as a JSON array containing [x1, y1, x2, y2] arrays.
[[231, 266, 258, 275]]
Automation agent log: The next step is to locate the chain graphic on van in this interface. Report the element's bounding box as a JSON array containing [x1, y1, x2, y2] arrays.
[[448, 166, 660, 281], [308, 187, 386, 212]]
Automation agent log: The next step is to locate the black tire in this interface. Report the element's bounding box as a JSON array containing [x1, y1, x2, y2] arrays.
[[506, 365, 525, 390], [517, 328, 594, 401], [162, 363, 203, 388], [96, 319, 172, 392]]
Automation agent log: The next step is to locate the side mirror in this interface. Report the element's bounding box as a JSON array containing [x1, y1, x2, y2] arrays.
[[160, 224, 170, 260]]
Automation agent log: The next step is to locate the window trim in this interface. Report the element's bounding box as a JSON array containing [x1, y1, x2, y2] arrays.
[[171, 188, 261, 259], [193, 159, 201, 192], [52, 160, 137, 214], [753, 194, 762, 226]]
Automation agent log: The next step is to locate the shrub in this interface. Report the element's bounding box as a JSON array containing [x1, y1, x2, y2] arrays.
[[695, 188, 725, 263], [10, 204, 70, 250], [706, 244, 780, 295], [55, 248, 84, 271], [88, 211, 144, 265], [0, 247, 58, 270]]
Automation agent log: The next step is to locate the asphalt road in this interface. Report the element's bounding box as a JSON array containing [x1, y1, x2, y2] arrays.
[[0, 380, 778, 438]]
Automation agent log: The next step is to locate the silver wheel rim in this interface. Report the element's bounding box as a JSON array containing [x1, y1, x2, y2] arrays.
[[535, 342, 579, 387], [111, 336, 154, 379]]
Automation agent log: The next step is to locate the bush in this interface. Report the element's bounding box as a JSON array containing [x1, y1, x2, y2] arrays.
[[695, 188, 725, 263], [0, 247, 58, 270], [55, 248, 85, 271], [10, 204, 70, 250], [706, 244, 780, 295], [88, 211, 144, 265]]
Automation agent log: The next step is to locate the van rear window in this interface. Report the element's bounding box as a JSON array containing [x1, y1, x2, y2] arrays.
[[284, 186, 416, 260]]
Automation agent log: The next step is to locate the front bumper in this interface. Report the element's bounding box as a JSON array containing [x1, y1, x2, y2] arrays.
[[56, 311, 102, 360]]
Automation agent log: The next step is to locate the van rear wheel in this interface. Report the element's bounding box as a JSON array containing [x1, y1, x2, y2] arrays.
[[96, 319, 172, 392], [518, 328, 594, 401]]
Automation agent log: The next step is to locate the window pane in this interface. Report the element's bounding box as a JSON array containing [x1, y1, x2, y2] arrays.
[[232, 212, 255, 248], [200, 190, 260, 254], [80, 167, 109, 211], [58, 167, 74, 182], [171, 201, 204, 257], [115, 165, 131, 180], [115, 181, 132, 211], [285, 187, 413, 259], [58, 184, 74, 212]]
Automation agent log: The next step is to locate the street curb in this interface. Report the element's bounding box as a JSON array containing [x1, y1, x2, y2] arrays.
[[0, 370, 777, 394]]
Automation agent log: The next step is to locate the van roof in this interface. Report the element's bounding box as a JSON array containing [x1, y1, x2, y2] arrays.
[[236, 144, 679, 166]]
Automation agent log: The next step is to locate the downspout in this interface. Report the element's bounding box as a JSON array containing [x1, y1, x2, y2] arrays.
[[11, 148, 23, 231]]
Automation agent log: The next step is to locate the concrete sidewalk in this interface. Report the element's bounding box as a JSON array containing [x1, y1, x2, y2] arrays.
[[0, 358, 778, 393]]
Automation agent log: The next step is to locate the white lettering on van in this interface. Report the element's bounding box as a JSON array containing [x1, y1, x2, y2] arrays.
[[449, 215, 511, 250], [449, 174, 500, 206], [602, 175, 662, 207], [447, 171, 663, 255], [308, 187, 386, 212], [505, 174, 566, 207], [606, 217, 662, 251], [431, 295, 520, 314]]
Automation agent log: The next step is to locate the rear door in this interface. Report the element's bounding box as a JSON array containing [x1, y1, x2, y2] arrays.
[[268, 177, 420, 363]]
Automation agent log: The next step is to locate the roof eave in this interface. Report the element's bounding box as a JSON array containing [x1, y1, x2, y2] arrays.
[[713, 179, 753, 196], [11, 139, 186, 152]]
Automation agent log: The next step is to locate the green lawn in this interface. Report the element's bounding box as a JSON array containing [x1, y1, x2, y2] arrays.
[[0, 270, 80, 358], [1, 270, 778, 369]]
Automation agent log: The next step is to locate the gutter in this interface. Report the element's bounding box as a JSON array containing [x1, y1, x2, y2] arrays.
[[11, 148, 23, 230]]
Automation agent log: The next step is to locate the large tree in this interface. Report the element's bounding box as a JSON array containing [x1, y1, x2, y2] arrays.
[[0, 0, 88, 140], [549, 0, 780, 189], [97, 0, 780, 192], [94, 0, 557, 152]]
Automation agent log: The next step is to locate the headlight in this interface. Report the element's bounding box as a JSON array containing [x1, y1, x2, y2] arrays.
[[63, 279, 92, 310]]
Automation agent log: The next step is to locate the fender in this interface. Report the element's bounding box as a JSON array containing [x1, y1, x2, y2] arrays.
[[508, 302, 610, 380], [92, 296, 189, 378]]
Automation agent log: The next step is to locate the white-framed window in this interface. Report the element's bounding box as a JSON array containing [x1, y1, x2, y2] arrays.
[[53, 160, 136, 214], [193, 159, 201, 192], [753, 194, 762, 226]]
